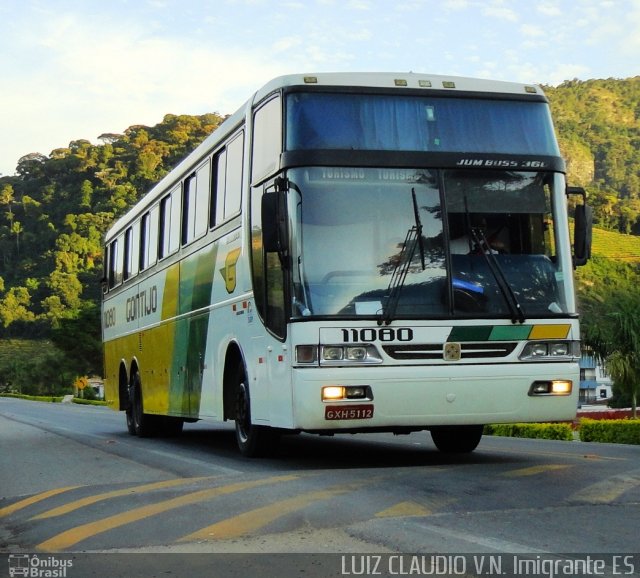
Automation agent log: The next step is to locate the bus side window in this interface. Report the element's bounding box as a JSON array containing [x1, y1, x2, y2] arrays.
[[252, 97, 281, 184], [183, 174, 197, 245], [107, 240, 117, 289], [148, 206, 159, 266], [140, 208, 159, 270], [140, 213, 149, 271], [159, 195, 171, 258], [124, 222, 140, 280], [159, 185, 181, 258], [169, 185, 181, 253], [211, 149, 226, 228], [123, 227, 132, 281], [195, 160, 210, 236], [225, 132, 244, 219], [109, 235, 124, 288], [183, 160, 210, 245]]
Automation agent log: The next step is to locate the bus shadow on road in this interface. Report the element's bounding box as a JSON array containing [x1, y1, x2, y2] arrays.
[[174, 425, 522, 471]]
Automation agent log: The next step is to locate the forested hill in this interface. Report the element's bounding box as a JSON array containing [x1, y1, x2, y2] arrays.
[[0, 77, 639, 377], [544, 77, 640, 234], [0, 113, 225, 336]]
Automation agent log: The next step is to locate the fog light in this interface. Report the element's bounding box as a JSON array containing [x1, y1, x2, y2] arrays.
[[322, 386, 345, 401], [346, 386, 366, 399], [531, 381, 551, 394]]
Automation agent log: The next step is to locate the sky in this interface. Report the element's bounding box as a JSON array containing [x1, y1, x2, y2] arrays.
[[1, 0, 639, 177]]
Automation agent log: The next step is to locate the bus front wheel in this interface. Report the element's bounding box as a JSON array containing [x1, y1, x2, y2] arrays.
[[430, 425, 483, 453], [234, 367, 277, 457]]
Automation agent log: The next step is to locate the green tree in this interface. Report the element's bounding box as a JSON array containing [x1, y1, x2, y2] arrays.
[[0, 286, 36, 327], [583, 292, 640, 417], [50, 301, 102, 376]]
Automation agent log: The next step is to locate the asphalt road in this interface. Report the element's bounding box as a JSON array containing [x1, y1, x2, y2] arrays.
[[1, 396, 639, 576]]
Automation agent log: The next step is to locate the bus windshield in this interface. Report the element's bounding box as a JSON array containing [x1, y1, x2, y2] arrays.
[[288, 167, 572, 321], [286, 93, 560, 156]]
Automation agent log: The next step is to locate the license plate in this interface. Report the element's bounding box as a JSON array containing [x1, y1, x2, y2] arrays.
[[325, 404, 374, 420]]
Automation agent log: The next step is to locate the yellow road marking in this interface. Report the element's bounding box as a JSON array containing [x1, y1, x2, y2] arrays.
[[0, 486, 81, 518], [31, 477, 210, 520], [375, 501, 433, 518], [37, 474, 298, 552], [503, 464, 570, 477], [179, 481, 361, 542], [569, 471, 640, 504]]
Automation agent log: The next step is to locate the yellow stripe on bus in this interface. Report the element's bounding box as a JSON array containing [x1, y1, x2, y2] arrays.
[[36, 475, 298, 552], [529, 324, 571, 339]]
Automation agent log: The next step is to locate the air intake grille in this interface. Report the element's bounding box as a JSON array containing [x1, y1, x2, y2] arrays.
[[382, 342, 517, 360]]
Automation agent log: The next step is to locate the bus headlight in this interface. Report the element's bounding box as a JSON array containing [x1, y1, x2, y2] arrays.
[[519, 341, 580, 361], [295, 345, 383, 366], [321, 345, 382, 365], [323, 346, 344, 361]]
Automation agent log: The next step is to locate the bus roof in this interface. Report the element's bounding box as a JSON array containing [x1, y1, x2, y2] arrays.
[[253, 72, 544, 101], [104, 72, 545, 242]]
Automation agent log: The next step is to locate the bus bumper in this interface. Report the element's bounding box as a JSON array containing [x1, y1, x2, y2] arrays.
[[290, 363, 579, 432]]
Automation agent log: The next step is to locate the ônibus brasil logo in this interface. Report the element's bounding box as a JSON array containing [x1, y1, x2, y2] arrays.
[[8, 554, 73, 577]]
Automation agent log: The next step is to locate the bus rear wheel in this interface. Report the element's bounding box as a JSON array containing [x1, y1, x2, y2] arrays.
[[127, 372, 156, 438], [234, 367, 277, 457], [430, 425, 483, 453]]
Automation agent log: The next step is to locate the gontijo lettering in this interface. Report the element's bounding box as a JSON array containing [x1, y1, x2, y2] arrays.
[[126, 285, 158, 322]]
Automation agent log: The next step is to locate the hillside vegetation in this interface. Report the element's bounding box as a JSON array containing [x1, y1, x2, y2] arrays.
[[0, 78, 639, 393], [591, 226, 640, 262]]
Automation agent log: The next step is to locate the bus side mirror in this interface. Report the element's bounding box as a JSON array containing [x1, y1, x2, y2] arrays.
[[573, 203, 592, 266], [568, 187, 592, 267], [262, 184, 289, 263], [262, 192, 279, 252]]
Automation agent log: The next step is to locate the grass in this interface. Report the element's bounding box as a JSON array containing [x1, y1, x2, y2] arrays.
[[0, 338, 53, 364], [0, 393, 107, 406], [591, 226, 640, 262]]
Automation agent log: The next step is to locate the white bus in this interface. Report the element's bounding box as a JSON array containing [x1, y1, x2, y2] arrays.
[[102, 72, 592, 456]]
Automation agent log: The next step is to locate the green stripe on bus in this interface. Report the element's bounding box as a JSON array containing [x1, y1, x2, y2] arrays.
[[448, 326, 493, 342], [168, 243, 218, 417], [489, 325, 532, 341], [448, 325, 533, 342]]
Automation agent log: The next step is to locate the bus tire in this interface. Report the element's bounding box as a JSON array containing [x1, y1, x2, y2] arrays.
[[129, 372, 156, 438], [430, 425, 483, 453], [234, 366, 277, 457], [125, 401, 136, 435]]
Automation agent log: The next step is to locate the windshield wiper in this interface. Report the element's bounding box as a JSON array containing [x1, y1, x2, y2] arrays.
[[470, 227, 526, 324], [412, 188, 426, 271], [379, 188, 426, 325]]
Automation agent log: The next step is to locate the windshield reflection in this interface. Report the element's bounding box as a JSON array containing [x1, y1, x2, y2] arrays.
[[289, 167, 569, 320]]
